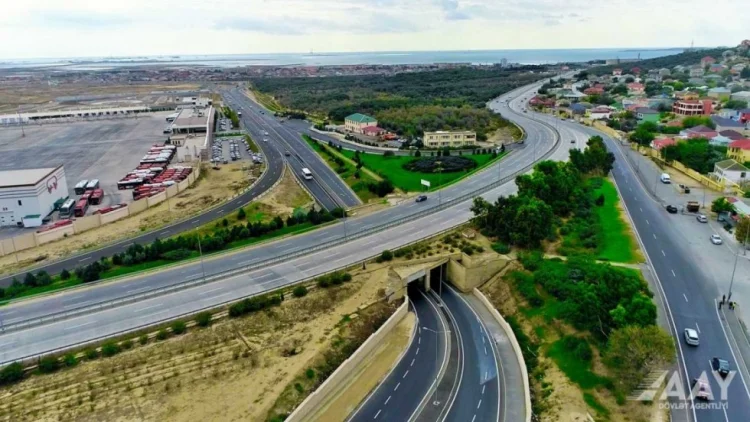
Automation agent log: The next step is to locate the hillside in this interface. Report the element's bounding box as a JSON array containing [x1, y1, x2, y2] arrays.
[[588, 47, 728, 75]]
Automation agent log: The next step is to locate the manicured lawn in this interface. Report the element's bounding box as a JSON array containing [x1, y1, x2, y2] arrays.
[[338, 150, 507, 192], [546, 338, 611, 390], [593, 178, 639, 263]]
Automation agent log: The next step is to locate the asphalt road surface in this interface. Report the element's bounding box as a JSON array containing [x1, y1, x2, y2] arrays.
[[0, 80, 573, 370], [0, 117, 284, 287], [223, 88, 360, 210]]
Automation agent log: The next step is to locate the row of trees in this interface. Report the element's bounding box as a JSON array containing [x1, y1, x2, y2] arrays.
[[375, 105, 515, 141], [471, 137, 614, 248], [222, 107, 240, 129]]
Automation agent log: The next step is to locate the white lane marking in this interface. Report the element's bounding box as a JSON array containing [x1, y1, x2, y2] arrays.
[[683, 294, 688, 302], [416, 347, 419, 355], [471, 415, 477, 422], [384, 395, 391, 405], [0, 341, 16, 348], [484, 347, 487, 355], [133, 303, 162, 313], [418, 337, 421, 344], [477, 399, 482, 409], [402, 370, 409, 379], [482, 384, 486, 394], [201, 287, 223, 295], [78, 257, 91, 262], [191, 220, 200, 225], [126, 286, 151, 294], [672, 270, 676, 277], [65, 321, 95, 330], [373, 409, 381, 419], [160, 230, 170, 235], [411, 358, 415, 367], [696, 323, 701, 333], [646, 219, 650, 225], [662, 250, 666, 256], [185, 274, 201, 280], [653, 234, 657, 239], [640, 207, 643, 212], [394, 382, 400, 391]]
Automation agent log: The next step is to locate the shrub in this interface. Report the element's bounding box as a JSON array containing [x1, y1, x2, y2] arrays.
[[101, 341, 121, 357], [121, 339, 134, 350], [294, 383, 304, 393], [317, 277, 331, 288], [379, 250, 393, 262], [342, 273, 352, 282], [139, 334, 149, 345], [305, 368, 316, 379], [60, 269, 71, 280], [84, 348, 99, 360], [512, 272, 544, 307], [195, 311, 212, 327], [171, 321, 187, 335], [161, 249, 192, 261], [0, 362, 25, 385], [156, 329, 169, 341], [38, 356, 60, 373], [492, 243, 510, 254], [292, 285, 308, 297], [63, 353, 78, 368], [237, 207, 246, 220], [595, 194, 605, 206]]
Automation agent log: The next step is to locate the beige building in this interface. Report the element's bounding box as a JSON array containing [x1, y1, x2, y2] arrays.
[[423, 130, 477, 148], [344, 113, 378, 134]]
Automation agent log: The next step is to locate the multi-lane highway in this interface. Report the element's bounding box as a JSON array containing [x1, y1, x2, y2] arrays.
[[222, 88, 360, 210], [0, 79, 566, 365]]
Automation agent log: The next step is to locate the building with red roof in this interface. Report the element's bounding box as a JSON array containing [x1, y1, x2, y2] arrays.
[[627, 83, 645, 95], [361, 126, 387, 136], [701, 56, 716, 66], [651, 138, 677, 150], [728, 139, 750, 162]]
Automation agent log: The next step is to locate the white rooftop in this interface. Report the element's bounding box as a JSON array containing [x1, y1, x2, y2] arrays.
[[0, 166, 60, 188]]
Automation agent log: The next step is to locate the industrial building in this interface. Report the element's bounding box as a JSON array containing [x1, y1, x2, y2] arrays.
[[168, 106, 215, 162], [0, 166, 69, 227], [423, 130, 477, 148]]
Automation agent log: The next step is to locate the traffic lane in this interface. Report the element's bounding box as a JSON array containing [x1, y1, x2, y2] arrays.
[[603, 132, 750, 420], [0, 145, 536, 326], [349, 289, 447, 422], [0, 151, 284, 287], [441, 285, 500, 422]]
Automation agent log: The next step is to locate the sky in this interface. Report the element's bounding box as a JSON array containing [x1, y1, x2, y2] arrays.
[[0, 0, 746, 59]]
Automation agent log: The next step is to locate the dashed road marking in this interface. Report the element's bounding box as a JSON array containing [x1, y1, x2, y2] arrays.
[[403, 370, 409, 379], [394, 382, 400, 391], [683, 294, 688, 302]]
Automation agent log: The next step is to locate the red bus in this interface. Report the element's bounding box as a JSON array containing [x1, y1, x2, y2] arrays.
[[74, 199, 89, 217]]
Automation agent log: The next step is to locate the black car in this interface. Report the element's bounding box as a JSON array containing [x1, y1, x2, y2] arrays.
[[666, 205, 678, 214], [415, 195, 428, 203], [284, 151, 291, 157], [711, 357, 730, 378]]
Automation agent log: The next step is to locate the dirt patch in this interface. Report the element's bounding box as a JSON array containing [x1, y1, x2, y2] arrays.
[[0, 266, 392, 422], [0, 162, 260, 276], [257, 167, 314, 216]]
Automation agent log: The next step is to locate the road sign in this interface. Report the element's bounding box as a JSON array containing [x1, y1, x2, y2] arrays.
[[421, 179, 431, 187]]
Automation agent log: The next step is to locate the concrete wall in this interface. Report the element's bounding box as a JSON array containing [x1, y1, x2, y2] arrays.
[[128, 198, 148, 215], [447, 253, 509, 292], [147, 191, 167, 207], [100, 207, 129, 225], [165, 184, 179, 198], [73, 215, 100, 234], [286, 300, 408, 422], [472, 289, 532, 422], [35, 224, 75, 245], [633, 144, 729, 193]]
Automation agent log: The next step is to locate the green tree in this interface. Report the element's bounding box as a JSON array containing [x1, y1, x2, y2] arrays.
[[195, 311, 212, 327], [0, 362, 25, 385], [606, 325, 675, 392], [60, 269, 71, 280], [637, 121, 659, 133], [711, 197, 735, 215], [292, 285, 308, 297], [609, 84, 627, 95], [725, 99, 748, 110], [237, 207, 246, 220], [101, 341, 121, 357], [35, 270, 52, 287], [629, 127, 655, 146], [171, 320, 187, 335], [38, 356, 60, 373], [741, 67, 750, 79], [23, 272, 37, 288], [735, 217, 750, 245]]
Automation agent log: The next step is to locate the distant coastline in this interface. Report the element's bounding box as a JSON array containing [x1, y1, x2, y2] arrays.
[[0, 47, 689, 70]]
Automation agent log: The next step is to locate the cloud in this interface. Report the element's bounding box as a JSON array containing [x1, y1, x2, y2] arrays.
[[37, 10, 131, 28], [437, 0, 470, 20], [215, 16, 308, 35]]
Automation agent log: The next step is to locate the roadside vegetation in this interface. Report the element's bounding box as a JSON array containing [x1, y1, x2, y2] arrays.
[[221, 106, 240, 128], [303, 136, 381, 202], [251, 66, 544, 141]]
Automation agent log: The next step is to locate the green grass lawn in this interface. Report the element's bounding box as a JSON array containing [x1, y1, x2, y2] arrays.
[[546, 338, 612, 390], [338, 149, 507, 192], [593, 178, 639, 263]]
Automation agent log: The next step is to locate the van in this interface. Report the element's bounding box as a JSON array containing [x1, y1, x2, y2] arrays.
[[660, 173, 671, 184]]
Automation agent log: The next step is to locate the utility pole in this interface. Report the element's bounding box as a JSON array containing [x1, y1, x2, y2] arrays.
[[197, 235, 207, 282], [17, 109, 25, 138], [422, 325, 449, 406]]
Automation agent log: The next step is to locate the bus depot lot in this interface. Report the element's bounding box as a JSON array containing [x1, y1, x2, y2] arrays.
[[0, 111, 174, 205]]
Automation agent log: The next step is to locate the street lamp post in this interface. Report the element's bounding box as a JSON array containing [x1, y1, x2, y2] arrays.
[[197, 235, 207, 281], [422, 325, 449, 406]]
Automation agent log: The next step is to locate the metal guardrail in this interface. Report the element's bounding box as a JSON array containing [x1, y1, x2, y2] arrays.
[[1, 92, 561, 335]]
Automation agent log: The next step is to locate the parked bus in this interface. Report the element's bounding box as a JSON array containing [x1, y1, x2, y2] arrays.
[[117, 178, 144, 190], [59, 199, 76, 218], [74, 199, 89, 217], [301, 168, 313, 180], [74, 180, 89, 195], [85, 179, 100, 190]]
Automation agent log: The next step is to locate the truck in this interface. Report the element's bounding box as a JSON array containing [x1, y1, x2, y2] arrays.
[[686, 201, 700, 213]]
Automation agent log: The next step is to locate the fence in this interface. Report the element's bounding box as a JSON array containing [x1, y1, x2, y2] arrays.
[[0, 166, 201, 258], [631, 144, 731, 193]]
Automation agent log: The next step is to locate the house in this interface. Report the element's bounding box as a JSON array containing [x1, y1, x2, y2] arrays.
[[740, 109, 750, 124], [728, 139, 750, 163], [658, 68, 671, 77], [569, 103, 587, 116], [720, 130, 746, 140], [636, 107, 660, 123], [361, 126, 387, 137], [719, 109, 740, 120], [344, 113, 378, 134], [708, 87, 731, 100], [612, 68, 622, 76], [731, 91, 750, 103], [630, 67, 642, 75], [712, 116, 745, 132], [709, 63, 727, 73], [589, 107, 613, 120], [672, 99, 713, 116], [701, 56, 716, 66], [651, 138, 677, 150], [713, 159, 749, 184], [674, 91, 700, 100], [529, 96, 556, 107], [680, 125, 718, 139], [712, 130, 745, 146], [423, 131, 477, 148], [726, 197, 750, 220], [690, 67, 705, 77], [627, 83, 645, 95], [583, 87, 604, 95]]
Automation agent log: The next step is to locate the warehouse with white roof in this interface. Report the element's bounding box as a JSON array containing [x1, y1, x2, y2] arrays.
[[0, 166, 69, 227]]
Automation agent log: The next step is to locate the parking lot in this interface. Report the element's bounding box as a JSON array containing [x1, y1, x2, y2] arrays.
[[0, 111, 174, 205], [210, 135, 263, 167]]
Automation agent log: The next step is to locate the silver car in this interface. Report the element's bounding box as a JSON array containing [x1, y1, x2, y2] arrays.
[[710, 234, 723, 245], [697, 214, 708, 223], [684, 328, 699, 346]]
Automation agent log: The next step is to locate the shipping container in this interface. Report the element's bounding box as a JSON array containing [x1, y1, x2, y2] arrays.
[[74, 199, 89, 217], [74, 180, 89, 195]]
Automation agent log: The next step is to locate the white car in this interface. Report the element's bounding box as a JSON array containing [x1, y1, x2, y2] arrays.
[[684, 328, 699, 346], [710, 234, 722, 245]]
